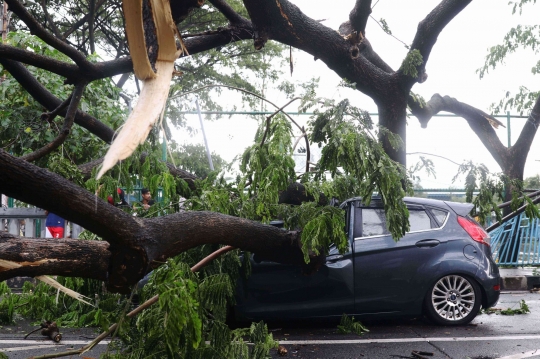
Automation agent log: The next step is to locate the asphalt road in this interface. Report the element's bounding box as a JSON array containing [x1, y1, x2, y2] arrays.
[[1, 292, 540, 358], [267, 292, 540, 359]]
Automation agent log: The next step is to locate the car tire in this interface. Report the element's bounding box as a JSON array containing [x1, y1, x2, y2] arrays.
[[424, 274, 482, 326]]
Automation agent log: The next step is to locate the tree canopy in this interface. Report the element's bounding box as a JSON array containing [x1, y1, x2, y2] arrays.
[[1, 0, 539, 357]]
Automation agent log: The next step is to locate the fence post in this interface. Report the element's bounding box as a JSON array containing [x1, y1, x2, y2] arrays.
[[24, 218, 34, 238], [72, 224, 83, 239]]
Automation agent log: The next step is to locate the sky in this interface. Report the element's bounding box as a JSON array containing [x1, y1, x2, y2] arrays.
[[175, 0, 539, 189]]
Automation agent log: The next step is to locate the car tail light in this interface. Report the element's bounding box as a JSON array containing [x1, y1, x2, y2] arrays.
[[493, 284, 500, 291], [457, 216, 490, 246]]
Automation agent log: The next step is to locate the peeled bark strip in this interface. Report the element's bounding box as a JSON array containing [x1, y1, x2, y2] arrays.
[[97, 60, 175, 178], [123, 0, 156, 80], [98, 0, 184, 178]]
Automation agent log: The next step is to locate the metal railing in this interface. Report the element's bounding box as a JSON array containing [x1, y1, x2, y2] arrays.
[[0, 207, 83, 239], [490, 213, 540, 266]]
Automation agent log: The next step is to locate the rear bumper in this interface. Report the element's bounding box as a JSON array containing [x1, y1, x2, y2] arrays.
[[474, 244, 501, 309], [481, 275, 500, 309]]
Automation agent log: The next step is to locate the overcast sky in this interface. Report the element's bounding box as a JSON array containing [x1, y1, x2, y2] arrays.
[[178, 0, 539, 189]]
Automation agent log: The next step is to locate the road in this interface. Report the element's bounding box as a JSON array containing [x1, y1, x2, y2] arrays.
[[1, 292, 540, 358], [267, 292, 540, 359]]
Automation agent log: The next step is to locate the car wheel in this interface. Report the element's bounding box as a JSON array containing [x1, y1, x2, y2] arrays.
[[424, 274, 482, 326]]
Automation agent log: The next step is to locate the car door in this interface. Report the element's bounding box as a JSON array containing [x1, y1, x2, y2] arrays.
[[353, 204, 448, 315], [236, 208, 356, 320]]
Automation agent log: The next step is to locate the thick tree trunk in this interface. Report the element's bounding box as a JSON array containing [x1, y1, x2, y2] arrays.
[[501, 154, 527, 215], [376, 98, 408, 166], [0, 233, 110, 281], [0, 150, 325, 292]]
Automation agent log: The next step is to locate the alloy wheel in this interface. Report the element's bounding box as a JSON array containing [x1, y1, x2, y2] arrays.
[[431, 275, 476, 321]]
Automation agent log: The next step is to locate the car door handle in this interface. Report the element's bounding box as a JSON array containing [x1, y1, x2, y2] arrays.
[[326, 254, 343, 262], [415, 239, 440, 248]]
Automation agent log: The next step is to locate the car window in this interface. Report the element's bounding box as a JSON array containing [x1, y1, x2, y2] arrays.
[[362, 208, 390, 236], [409, 210, 432, 231], [430, 209, 449, 226]]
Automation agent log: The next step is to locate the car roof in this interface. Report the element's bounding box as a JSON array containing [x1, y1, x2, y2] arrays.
[[340, 196, 473, 216]]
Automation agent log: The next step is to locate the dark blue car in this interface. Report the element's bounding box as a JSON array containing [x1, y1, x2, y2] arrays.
[[234, 197, 500, 326]]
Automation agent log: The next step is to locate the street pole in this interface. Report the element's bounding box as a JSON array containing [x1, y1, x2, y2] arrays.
[[195, 99, 214, 171]]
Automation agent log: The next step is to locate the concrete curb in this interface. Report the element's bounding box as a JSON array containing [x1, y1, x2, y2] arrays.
[[500, 274, 540, 291]]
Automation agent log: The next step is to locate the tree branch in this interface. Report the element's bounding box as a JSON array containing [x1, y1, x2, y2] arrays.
[[0, 150, 325, 291], [513, 93, 540, 158], [88, 0, 96, 54], [60, 0, 107, 41], [349, 0, 372, 35], [40, 0, 63, 39], [408, 93, 508, 168], [242, 0, 391, 98], [21, 82, 87, 162], [259, 97, 300, 148], [0, 44, 82, 79], [0, 150, 139, 246], [170, 0, 205, 23], [403, 0, 471, 87], [77, 153, 199, 191], [208, 0, 251, 26], [5, 0, 91, 70], [0, 59, 116, 143], [0, 233, 110, 281], [182, 24, 254, 56]]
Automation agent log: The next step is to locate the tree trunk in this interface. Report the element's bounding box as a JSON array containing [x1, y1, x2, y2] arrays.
[[501, 153, 527, 215], [376, 98, 407, 166], [0, 149, 328, 292]]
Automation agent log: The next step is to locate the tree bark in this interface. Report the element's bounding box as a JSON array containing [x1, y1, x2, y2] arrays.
[[0, 233, 110, 281], [377, 91, 408, 166], [0, 150, 324, 292]]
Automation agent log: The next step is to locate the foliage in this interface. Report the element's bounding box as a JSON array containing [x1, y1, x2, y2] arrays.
[[108, 256, 277, 359], [170, 143, 228, 179], [524, 174, 540, 189], [509, 0, 538, 14], [156, 262, 202, 356], [0, 277, 127, 341], [84, 146, 182, 217], [482, 299, 530, 315], [478, 1, 539, 118], [240, 114, 297, 221], [491, 87, 540, 116], [452, 161, 540, 225], [379, 18, 392, 36], [308, 99, 412, 240], [0, 281, 17, 324], [408, 92, 427, 109], [280, 202, 348, 262], [453, 162, 505, 224], [47, 153, 85, 186], [400, 49, 423, 78], [408, 156, 436, 184], [337, 314, 369, 335], [0, 33, 126, 166], [478, 23, 540, 79]]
